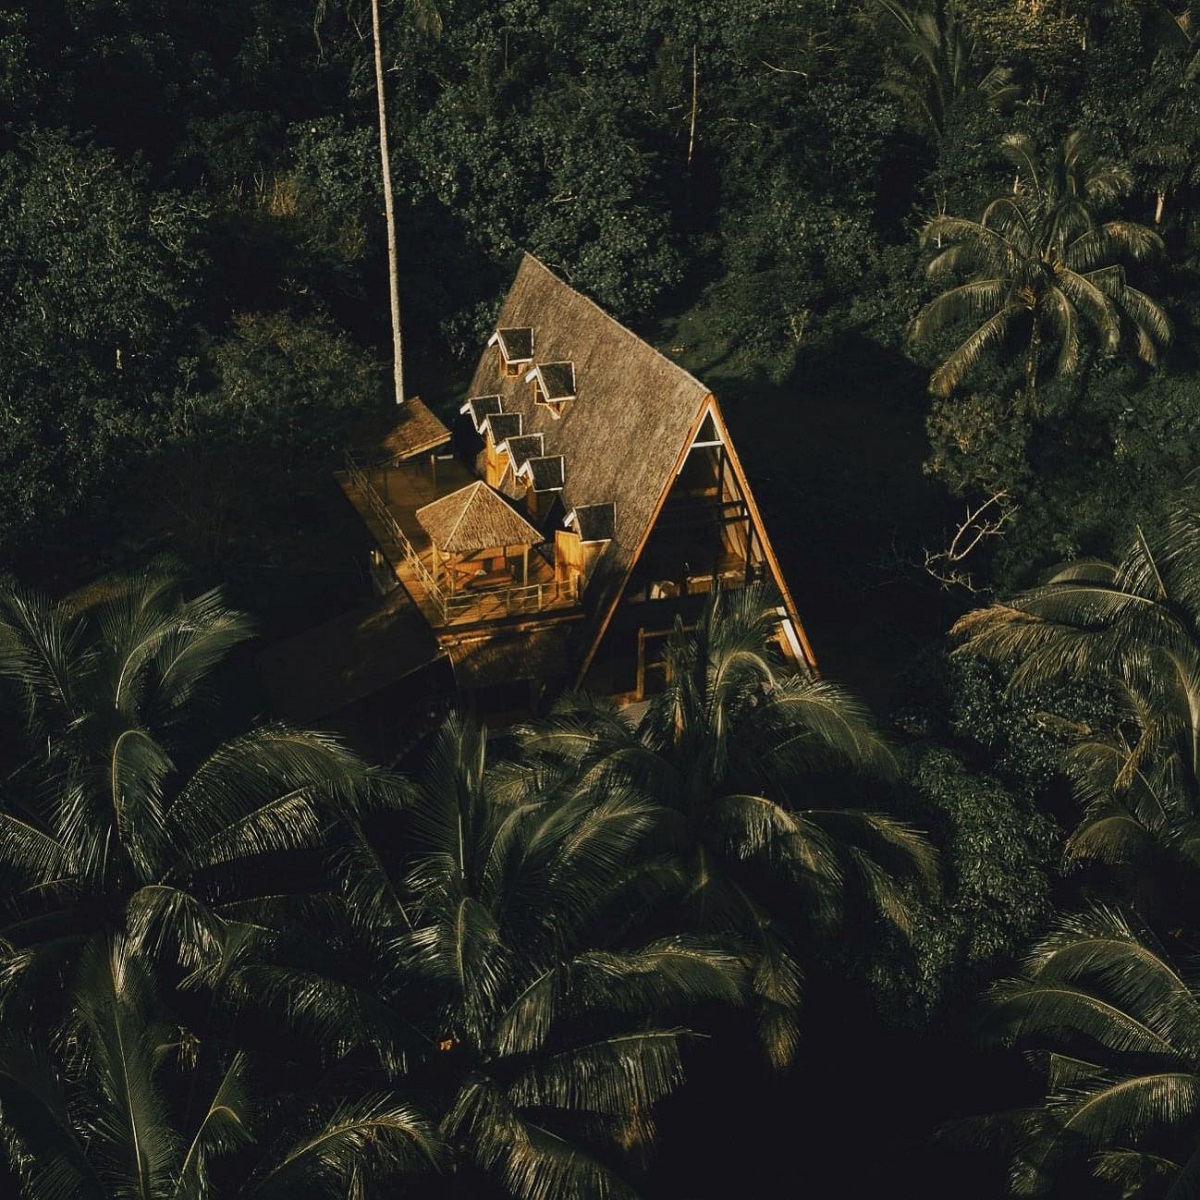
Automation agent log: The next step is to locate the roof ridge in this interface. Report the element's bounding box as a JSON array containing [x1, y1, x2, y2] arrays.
[[519, 252, 711, 398], [445, 479, 486, 548]]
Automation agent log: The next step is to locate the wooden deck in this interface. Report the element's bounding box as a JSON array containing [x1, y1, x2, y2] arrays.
[[336, 456, 579, 630]]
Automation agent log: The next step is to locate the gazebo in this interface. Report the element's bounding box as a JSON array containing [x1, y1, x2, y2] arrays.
[[416, 480, 543, 594]]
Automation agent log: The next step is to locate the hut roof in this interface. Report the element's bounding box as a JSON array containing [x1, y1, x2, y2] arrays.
[[416, 481, 543, 553], [345, 397, 451, 464], [381, 398, 451, 460], [465, 253, 711, 654]]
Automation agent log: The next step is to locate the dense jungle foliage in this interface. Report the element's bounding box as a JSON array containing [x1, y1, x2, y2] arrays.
[[3, 1, 1200, 1197]]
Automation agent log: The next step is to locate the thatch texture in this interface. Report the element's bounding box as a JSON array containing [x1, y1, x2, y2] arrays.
[[467, 254, 711, 654], [447, 624, 575, 689], [257, 587, 443, 721], [346, 396, 451, 464], [416, 480, 543, 553], [381, 398, 451, 460]]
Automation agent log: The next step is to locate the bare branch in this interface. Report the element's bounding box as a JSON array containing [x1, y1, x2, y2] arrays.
[[924, 491, 1017, 592]]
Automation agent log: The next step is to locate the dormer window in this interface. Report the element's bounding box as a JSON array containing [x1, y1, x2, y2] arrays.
[[525, 362, 576, 419], [482, 412, 523, 446], [515, 455, 566, 494], [488, 328, 534, 377], [460, 394, 503, 433], [498, 433, 545, 468], [565, 503, 616, 544]]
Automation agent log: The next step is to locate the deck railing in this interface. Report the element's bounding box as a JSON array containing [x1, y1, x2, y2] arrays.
[[342, 453, 578, 623]]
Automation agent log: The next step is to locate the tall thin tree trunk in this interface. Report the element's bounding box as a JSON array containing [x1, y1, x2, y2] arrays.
[[1155, 188, 1167, 226], [372, 0, 405, 406], [1024, 314, 1041, 413], [687, 45, 698, 169]]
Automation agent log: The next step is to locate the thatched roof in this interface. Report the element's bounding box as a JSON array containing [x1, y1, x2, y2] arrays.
[[416, 480, 543, 553], [465, 253, 711, 650], [382, 398, 452, 460], [346, 397, 451, 464], [447, 623, 575, 690]]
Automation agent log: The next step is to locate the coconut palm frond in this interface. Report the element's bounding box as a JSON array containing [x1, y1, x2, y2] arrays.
[[230, 963, 427, 1076], [757, 676, 899, 780], [72, 936, 178, 1200], [916, 129, 1168, 400], [447, 1077, 638, 1200], [171, 1052, 253, 1200], [168, 726, 369, 872], [0, 1035, 104, 1200], [251, 1096, 440, 1199], [928, 306, 1021, 397], [495, 939, 745, 1059], [0, 585, 82, 726]]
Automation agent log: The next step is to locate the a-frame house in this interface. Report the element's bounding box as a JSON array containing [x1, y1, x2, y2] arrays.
[[330, 253, 817, 712]]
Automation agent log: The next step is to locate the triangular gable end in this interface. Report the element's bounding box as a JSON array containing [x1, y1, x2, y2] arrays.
[[706, 401, 818, 672], [573, 396, 818, 688]]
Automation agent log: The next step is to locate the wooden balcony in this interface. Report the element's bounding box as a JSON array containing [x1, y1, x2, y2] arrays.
[[336, 455, 580, 629]]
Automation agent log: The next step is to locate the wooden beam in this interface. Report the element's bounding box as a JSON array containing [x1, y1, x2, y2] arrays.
[[708, 398, 819, 674], [575, 397, 714, 688]]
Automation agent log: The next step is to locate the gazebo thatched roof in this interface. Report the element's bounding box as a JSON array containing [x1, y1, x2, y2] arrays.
[[416, 481, 543, 554]]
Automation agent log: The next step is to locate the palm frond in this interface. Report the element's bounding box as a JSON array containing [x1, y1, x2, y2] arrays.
[[251, 1096, 440, 1199], [172, 1052, 253, 1200], [508, 1030, 687, 1116], [495, 939, 747, 1057]]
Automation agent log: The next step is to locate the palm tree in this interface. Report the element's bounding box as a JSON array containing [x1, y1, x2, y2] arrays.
[[985, 906, 1200, 1197], [953, 496, 1200, 919], [370, 0, 406, 407], [873, 0, 1019, 139], [234, 713, 746, 1200], [910, 129, 1172, 410], [515, 586, 936, 1068], [0, 933, 441, 1199], [0, 569, 381, 1025]]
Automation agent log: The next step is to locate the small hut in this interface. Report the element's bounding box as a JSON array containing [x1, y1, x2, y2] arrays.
[[416, 480, 543, 593]]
